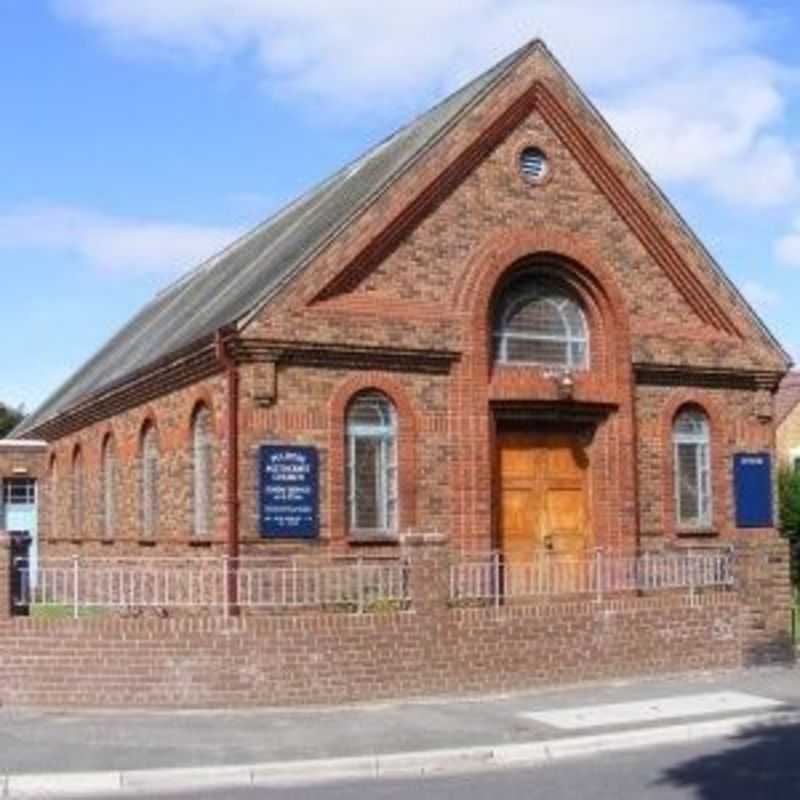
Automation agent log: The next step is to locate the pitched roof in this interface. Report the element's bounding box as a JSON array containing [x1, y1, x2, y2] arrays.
[[776, 371, 800, 426], [14, 38, 791, 438], [13, 43, 532, 438]]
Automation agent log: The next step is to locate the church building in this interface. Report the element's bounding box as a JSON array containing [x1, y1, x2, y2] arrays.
[[11, 40, 790, 568]]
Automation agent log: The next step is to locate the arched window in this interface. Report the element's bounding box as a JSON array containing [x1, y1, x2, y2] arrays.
[[101, 436, 117, 540], [48, 454, 58, 525], [673, 407, 712, 529], [192, 405, 213, 537], [71, 447, 85, 536], [495, 277, 588, 369], [347, 392, 398, 534], [141, 423, 160, 539]]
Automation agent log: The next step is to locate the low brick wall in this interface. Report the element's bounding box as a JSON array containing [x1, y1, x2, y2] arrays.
[[0, 536, 793, 709]]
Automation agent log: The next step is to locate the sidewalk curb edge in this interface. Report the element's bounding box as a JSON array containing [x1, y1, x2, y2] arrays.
[[4, 709, 800, 797]]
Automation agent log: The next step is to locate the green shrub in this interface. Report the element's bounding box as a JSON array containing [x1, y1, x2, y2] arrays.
[[778, 466, 800, 589]]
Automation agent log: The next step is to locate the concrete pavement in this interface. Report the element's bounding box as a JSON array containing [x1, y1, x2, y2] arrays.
[[61, 728, 800, 800], [1, 666, 799, 797]]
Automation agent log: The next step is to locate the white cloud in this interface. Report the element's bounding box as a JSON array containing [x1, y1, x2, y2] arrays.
[[0, 205, 242, 275], [55, 1, 798, 209], [55, 1, 757, 102], [712, 135, 799, 207], [741, 279, 781, 312], [776, 215, 800, 268], [606, 57, 799, 207]]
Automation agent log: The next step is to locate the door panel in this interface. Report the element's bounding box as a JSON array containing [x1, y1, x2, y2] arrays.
[[500, 488, 540, 564], [545, 487, 584, 534], [498, 430, 590, 564]]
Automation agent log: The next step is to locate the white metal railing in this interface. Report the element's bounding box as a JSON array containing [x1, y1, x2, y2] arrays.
[[450, 550, 735, 603], [236, 559, 409, 611], [11, 550, 735, 617], [12, 556, 410, 619]]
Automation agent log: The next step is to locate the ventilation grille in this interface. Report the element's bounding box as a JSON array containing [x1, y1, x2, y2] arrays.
[[520, 148, 548, 183]]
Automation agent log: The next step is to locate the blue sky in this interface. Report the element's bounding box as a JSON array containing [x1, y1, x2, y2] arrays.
[[3, 0, 800, 412]]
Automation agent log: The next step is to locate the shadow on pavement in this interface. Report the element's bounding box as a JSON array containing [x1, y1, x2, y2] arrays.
[[657, 720, 800, 799]]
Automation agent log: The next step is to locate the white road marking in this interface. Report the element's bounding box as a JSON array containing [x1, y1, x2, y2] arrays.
[[520, 691, 783, 730]]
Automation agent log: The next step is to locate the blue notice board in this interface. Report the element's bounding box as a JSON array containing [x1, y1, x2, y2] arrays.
[[259, 445, 320, 539], [733, 452, 773, 528]]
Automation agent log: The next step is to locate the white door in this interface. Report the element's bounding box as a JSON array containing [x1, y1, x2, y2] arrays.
[[2, 479, 38, 587]]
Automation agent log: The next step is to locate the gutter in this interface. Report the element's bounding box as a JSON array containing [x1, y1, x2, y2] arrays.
[[215, 330, 240, 615], [15, 335, 219, 441]]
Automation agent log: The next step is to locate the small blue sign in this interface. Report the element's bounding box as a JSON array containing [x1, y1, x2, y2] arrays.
[[259, 445, 319, 539], [734, 452, 773, 528]]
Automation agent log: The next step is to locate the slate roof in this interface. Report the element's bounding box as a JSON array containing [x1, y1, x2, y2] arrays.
[[776, 371, 800, 426], [13, 43, 532, 438]]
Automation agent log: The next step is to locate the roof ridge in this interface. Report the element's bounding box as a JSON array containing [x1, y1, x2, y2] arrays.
[[14, 41, 533, 437], [537, 41, 791, 367]]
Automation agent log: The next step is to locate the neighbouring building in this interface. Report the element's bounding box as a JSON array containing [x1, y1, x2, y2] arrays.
[[0, 439, 46, 580], [776, 371, 800, 470], [10, 40, 792, 569]]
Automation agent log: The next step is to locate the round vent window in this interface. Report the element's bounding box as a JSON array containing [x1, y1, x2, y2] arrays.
[[520, 147, 549, 184]]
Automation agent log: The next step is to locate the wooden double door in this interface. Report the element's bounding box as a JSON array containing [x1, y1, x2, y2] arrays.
[[497, 429, 591, 564]]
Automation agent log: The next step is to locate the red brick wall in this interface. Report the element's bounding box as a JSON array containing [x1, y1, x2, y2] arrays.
[[237, 365, 450, 555], [40, 376, 230, 557], [636, 386, 774, 544], [777, 402, 800, 467], [244, 50, 781, 372], [0, 539, 790, 709], [0, 443, 47, 539], [32, 45, 787, 566], [0, 445, 46, 480], [7, 44, 792, 708], [0, 597, 742, 709]]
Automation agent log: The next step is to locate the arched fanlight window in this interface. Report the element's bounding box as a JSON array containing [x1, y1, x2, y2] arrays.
[[141, 423, 160, 539], [101, 436, 117, 540], [494, 276, 588, 369], [71, 447, 85, 536], [346, 392, 398, 534], [673, 407, 712, 529], [192, 405, 213, 538]]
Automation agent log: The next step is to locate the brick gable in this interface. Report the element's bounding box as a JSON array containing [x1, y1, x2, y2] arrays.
[[242, 45, 787, 376]]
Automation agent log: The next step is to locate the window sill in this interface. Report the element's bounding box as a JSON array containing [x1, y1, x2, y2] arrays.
[[137, 539, 157, 547], [676, 528, 719, 538], [188, 539, 213, 548], [348, 532, 400, 546]]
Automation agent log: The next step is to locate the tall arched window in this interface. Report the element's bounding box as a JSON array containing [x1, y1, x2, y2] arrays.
[[495, 276, 588, 369], [192, 405, 213, 538], [48, 454, 58, 527], [347, 392, 398, 535], [141, 423, 160, 539], [673, 407, 712, 529], [71, 447, 85, 536], [101, 435, 117, 540]]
